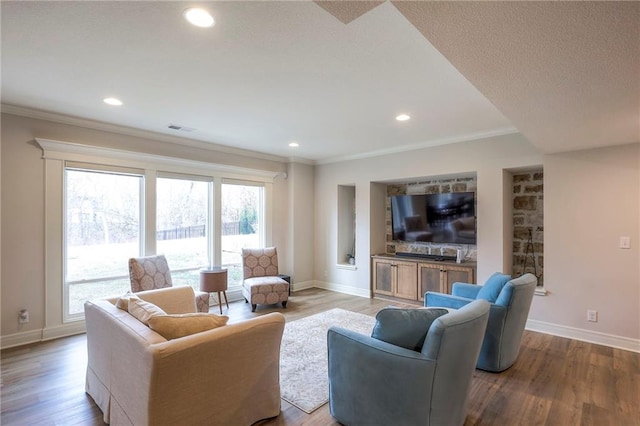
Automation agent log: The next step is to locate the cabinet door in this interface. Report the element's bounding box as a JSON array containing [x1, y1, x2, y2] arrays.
[[418, 263, 443, 301], [443, 266, 474, 294], [395, 261, 418, 300], [373, 260, 394, 295]]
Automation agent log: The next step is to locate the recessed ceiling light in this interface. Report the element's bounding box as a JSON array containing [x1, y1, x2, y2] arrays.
[[289, 142, 299, 148], [103, 97, 123, 106], [396, 114, 410, 121], [184, 8, 214, 28]]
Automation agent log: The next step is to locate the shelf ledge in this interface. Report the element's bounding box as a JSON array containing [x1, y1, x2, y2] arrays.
[[534, 287, 548, 296], [336, 263, 357, 271]]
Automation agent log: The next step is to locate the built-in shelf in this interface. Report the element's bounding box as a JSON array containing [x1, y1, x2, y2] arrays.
[[337, 184, 356, 266]]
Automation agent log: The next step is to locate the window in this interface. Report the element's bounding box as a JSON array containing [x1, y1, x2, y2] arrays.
[[156, 175, 211, 293], [221, 182, 264, 287], [64, 166, 143, 319], [43, 137, 274, 327]]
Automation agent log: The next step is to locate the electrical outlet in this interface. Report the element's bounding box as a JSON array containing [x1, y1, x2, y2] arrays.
[[19, 309, 29, 324], [587, 310, 598, 322]]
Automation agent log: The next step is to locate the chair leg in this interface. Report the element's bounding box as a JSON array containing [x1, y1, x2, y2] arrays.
[[251, 304, 257, 312], [282, 301, 287, 309]]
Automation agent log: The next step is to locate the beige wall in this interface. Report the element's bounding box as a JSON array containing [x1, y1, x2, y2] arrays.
[[2, 116, 47, 338], [535, 144, 639, 339], [287, 162, 315, 285], [315, 132, 541, 294], [314, 133, 640, 343], [0, 113, 293, 340]]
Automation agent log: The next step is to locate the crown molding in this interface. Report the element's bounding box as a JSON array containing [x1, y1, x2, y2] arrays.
[[315, 127, 519, 165], [3, 104, 519, 167], [286, 156, 315, 165], [1, 103, 289, 164]]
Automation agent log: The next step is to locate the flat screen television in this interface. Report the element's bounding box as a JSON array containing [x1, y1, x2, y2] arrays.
[[391, 192, 476, 244]]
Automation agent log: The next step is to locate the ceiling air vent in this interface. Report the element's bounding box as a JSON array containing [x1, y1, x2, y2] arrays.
[[167, 124, 196, 132]]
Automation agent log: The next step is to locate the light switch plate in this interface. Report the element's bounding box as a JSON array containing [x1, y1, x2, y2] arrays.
[[620, 236, 631, 249]]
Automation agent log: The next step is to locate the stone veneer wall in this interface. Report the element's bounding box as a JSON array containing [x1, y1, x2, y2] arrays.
[[385, 176, 477, 261], [512, 170, 544, 286]]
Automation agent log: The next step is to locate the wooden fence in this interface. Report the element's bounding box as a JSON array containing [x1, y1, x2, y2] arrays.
[[157, 222, 241, 240]]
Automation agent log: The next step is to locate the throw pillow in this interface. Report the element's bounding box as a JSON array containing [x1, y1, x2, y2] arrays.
[[128, 297, 167, 325], [115, 291, 136, 311], [371, 307, 449, 351], [148, 313, 229, 340], [476, 272, 511, 303]]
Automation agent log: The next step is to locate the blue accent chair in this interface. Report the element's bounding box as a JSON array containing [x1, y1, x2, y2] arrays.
[[327, 300, 490, 426], [425, 273, 538, 372]]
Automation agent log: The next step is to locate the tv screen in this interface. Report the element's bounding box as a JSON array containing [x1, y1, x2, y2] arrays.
[[391, 192, 476, 244]]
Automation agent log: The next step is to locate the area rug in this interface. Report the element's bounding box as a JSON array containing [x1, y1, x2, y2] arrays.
[[279, 308, 376, 413]]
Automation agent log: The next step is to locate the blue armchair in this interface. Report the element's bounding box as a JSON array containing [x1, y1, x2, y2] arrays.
[[327, 300, 490, 426], [425, 273, 537, 372]]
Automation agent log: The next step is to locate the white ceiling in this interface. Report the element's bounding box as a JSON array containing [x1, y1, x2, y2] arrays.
[[1, 1, 638, 163]]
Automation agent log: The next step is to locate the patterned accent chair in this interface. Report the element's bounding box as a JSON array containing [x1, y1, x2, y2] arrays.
[[128, 254, 210, 313], [242, 247, 289, 312]]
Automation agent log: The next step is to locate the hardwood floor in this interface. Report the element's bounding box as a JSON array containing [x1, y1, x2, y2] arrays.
[[1, 288, 638, 425]]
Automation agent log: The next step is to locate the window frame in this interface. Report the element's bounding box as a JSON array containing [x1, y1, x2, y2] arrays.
[[39, 138, 276, 330]]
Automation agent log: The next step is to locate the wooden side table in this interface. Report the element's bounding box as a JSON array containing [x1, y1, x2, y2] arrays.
[[199, 267, 229, 314]]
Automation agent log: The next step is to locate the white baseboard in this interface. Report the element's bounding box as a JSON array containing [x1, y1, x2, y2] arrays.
[[1, 322, 87, 350], [309, 280, 370, 298], [0, 329, 43, 349], [526, 319, 640, 353], [291, 280, 316, 292], [42, 321, 86, 341]]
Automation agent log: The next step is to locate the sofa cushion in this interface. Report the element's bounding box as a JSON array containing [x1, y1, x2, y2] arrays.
[[148, 313, 229, 340], [128, 297, 167, 325], [371, 307, 449, 351], [476, 273, 511, 303], [115, 291, 136, 311]]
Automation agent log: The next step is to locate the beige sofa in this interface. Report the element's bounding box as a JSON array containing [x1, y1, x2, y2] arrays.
[[84, 286, 285, 425]]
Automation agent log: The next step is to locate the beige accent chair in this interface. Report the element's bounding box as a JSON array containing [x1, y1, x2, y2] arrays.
[[242, 247, 289, 312], [403, 215, 433, 242], [128, 254, 210, 312], [450, 216, 476, 244], [85, 286, 285, 425]]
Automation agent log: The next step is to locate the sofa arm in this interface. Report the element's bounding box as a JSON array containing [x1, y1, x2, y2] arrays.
[[424, 291, 474, 309], [451, 282, 481, 299], [105, 286, 199, 313], [328, 327, 436, 426]]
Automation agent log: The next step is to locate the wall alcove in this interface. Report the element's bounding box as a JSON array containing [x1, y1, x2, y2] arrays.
[[384, 174, 478, 262], [511, 169, 544, 286]]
